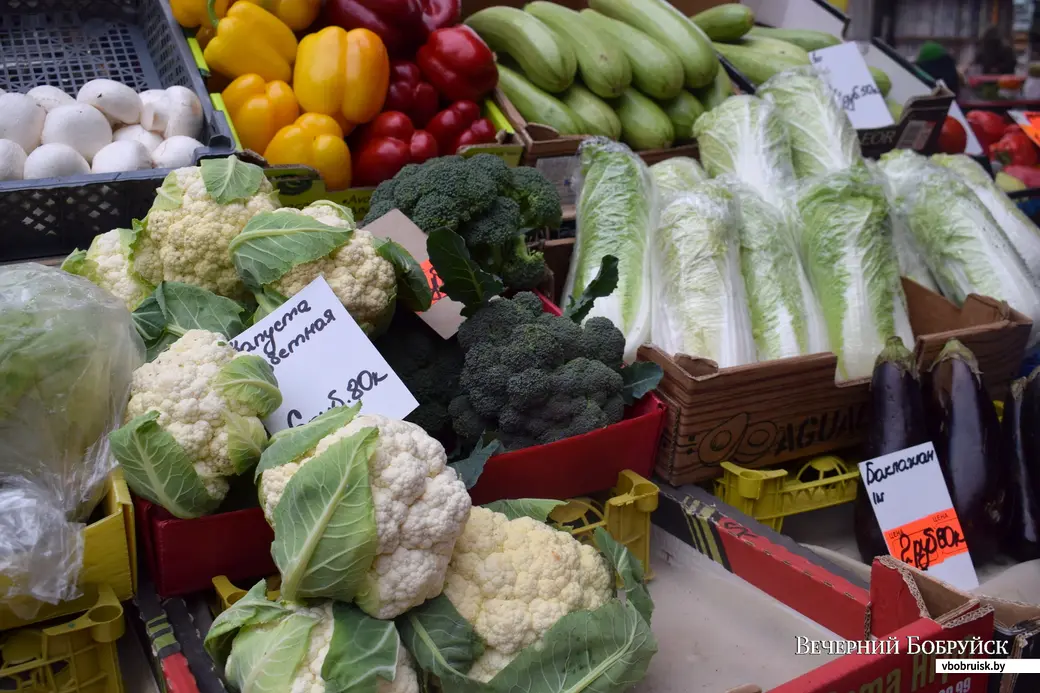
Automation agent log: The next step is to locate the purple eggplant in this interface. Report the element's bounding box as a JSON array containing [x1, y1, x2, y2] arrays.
[[854, 337, 929, 563], [924, 340, 1005, 564], [999, 377, 1040, 561]]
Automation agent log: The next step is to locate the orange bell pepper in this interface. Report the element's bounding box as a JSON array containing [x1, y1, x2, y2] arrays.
[[202, 2, 297, 83], [293, 27, 389, 129], [222, 74, 300, 154], [264, 113, 353, 191]]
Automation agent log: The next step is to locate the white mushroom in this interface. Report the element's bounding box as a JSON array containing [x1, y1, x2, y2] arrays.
[[41, 104, 113, 162], [141, 86, 204, 139], [23, 143, 90, 179], [91, 140, 153, 173], [113, 124, 164, 152], [151, 136, 203, 169], [27, 85, 75, 113], [0, 93, 46, 153], [77, 79, 142, 126], [0, 139, 27, 181]]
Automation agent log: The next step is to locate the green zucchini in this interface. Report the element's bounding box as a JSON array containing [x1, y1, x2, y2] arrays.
[[559, 83, 622, 139], [713, 40, 810, 86], [693, 66, 733, 112], [615, 88, 674, 151], [870, 67, 892, 96], [692, 4, 755, 42], [496, 64, 583, 136], [746, 26, 841, 52], [658, 91, 704, 142], [465, 6, 577, 93], [580, 9, 684, 100]]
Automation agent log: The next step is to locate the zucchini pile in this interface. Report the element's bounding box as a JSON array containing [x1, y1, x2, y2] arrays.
[[465, 0, 729, 151]]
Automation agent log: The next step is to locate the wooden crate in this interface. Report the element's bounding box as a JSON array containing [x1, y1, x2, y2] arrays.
[[647, 279, 1033, 486]]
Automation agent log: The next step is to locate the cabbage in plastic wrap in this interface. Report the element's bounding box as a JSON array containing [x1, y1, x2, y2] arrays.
[[879, 151, 1040, 346], [565, 138, 654, 362], [867, 157, 939, 293], [758, 67, 864, 180], [649, 157, 706, 201], [650, 180, 756, 367], [0, 264, 144, 615], [728, 180, 829, 361], [797, 169, 913, 381], [692, 95, 795, 207]]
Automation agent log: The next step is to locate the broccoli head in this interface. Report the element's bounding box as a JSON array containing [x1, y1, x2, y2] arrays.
[[449, 292, 627, 451], [457, 196, 522, 247], [506, 166, 563, 231]]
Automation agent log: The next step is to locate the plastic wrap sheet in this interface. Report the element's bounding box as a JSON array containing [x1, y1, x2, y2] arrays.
[[727, 178, 829, 362], [565, 138, 655, 363], [758, 67, 864, 180], [934, 153, 1040, 283], [692, 94, 796, 208], [880, 151, 1040, 347], [649, 179, 756, 368], [867, 158, 940, 293], [649, 157, 706, 201], [0, 264, 144, 615], [796, 168, 914, 382]]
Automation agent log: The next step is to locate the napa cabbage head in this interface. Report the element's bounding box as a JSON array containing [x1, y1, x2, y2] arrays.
[[692, 95, 796, 207], [650, 157, 706, 201], [797, 168, 913, 381], [564, 138, 653, 363], [758, 67, 863, 179], [867, 157, 939, 292], [649, 180, 756, 367]]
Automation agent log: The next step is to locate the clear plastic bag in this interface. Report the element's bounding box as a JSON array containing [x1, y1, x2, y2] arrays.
[[692, 95, 796, 208], [565, 138, 655, 363], [796, 169, 914, 381], [0, 264, 144, 614], [649, 180, 757, 368], [867, 157, 940, 293], [649, 157, 706, 200], [758, 67, 864, 180]]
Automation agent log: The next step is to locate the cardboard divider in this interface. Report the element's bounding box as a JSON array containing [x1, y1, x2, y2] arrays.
[[650, 278, 1032, 485]]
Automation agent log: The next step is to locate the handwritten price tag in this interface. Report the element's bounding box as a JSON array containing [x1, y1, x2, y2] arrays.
[[809, 43, 894, 129], [230, 277, 418, 434], [858, 442, 979, 590]]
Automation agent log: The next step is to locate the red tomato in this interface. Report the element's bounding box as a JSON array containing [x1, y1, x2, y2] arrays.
[[409, 130, 439, 163], [937, 116, 967, 154], [353, 137, 412, 188]]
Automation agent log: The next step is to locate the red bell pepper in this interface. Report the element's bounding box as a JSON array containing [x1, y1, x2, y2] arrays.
[[966, 110, 1007, 154], [936, 116, 967, 154], [417, 26, 498, 103], [991, 131, 1039, 166], [320, 0, 459, 58], [385, 61, 441, 128], [425, 101, 496, 154], [353, 111, 439, 187], [1003, 164, 1040, 188]]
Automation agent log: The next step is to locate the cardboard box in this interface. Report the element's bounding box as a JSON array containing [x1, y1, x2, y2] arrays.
[[647, 279, 1032, 485]]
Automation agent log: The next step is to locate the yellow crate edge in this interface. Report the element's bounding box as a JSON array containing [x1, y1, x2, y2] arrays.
[[0, 473, 134, 631]]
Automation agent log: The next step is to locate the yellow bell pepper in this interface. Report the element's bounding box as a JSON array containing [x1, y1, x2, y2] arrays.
[[171, 0, 229, 29], [293, 27, 389, 129], [202, 3, 297, 83], [195, 0, 319, 45], [222, 74, 299, 154], [244, 0, 320, 32], [264, 114, 353, 191]]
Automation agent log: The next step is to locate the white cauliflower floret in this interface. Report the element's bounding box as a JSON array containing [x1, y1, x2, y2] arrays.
[[134, 164, 278, 298], [267, 202, 397, 335], [259, 414, 471, 619], [125, 329, 259, 501], [62, 228, 153, 310], [443, 506, 614, 682]]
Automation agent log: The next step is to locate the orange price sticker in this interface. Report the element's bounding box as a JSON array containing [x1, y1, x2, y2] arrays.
[[884, 508, 968, 572], [420, 259, 446, 307], [1020, 111, 1040, 149]]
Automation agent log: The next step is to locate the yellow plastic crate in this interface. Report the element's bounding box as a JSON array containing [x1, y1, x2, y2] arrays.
[[212, 470, 660, 613], [712, 456, 859, 532], [0, 584, 124, 693], [0, 472, 136, 631]]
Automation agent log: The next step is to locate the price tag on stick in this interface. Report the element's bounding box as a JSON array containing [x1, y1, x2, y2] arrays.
[[809, 42, 895, 129], [230, 277, 418, 434], [858, 441, 979, 590]]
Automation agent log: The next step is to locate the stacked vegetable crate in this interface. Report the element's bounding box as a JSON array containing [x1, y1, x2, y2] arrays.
[[0, 0, 234, 262]]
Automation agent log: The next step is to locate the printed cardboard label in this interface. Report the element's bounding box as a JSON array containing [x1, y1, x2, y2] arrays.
[[363, 209, 466, 339], [858, 441, 979, 590], [535, 155, 579, 208], [229, 277, 418, 433], [810, 42, 895, 129]]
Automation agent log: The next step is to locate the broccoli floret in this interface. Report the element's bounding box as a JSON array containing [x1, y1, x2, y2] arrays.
[[449, 293, 627, 451], [467, 153, 513, 189], [498, 237, 548, 290], [506, 167, 563, 231], [457, 196, 522, 246]]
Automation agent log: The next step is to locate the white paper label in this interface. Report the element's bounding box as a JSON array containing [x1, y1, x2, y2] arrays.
[[229, 277, 418, 433], [810, 42, 895, 130], [858, 442, 979, 590]]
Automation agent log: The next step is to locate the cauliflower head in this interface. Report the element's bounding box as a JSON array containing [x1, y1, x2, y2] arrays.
[[258, 412, 471, 618], [133, 158, 279, 299], [443, 506, 614, 681], [61, 228, 153, 310], [113, 329, 281, 517], [267, 202, 397, 335]]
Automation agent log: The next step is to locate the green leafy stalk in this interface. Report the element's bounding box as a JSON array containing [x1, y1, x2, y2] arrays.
[[373, 238, 434, 312], [224, 613, 317, 692], [396, 596, 486, 690], [214, 355, 282, 417], [564, 255, 619, 324], [449, 437, 502, 489], [427, 228, 504, 314], [254, 404, 361, 480], [323, 603, 401, 692], [482, 499, 566, 522], [204, 580, 296, 667], [200, 156, 266, 205], [132, 282, 247, 361], [594, 528, 654, 626], [619, 362, 664, 405]]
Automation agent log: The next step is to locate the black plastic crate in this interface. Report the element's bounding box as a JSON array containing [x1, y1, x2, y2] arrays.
[[0, 0, 235, 262]]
